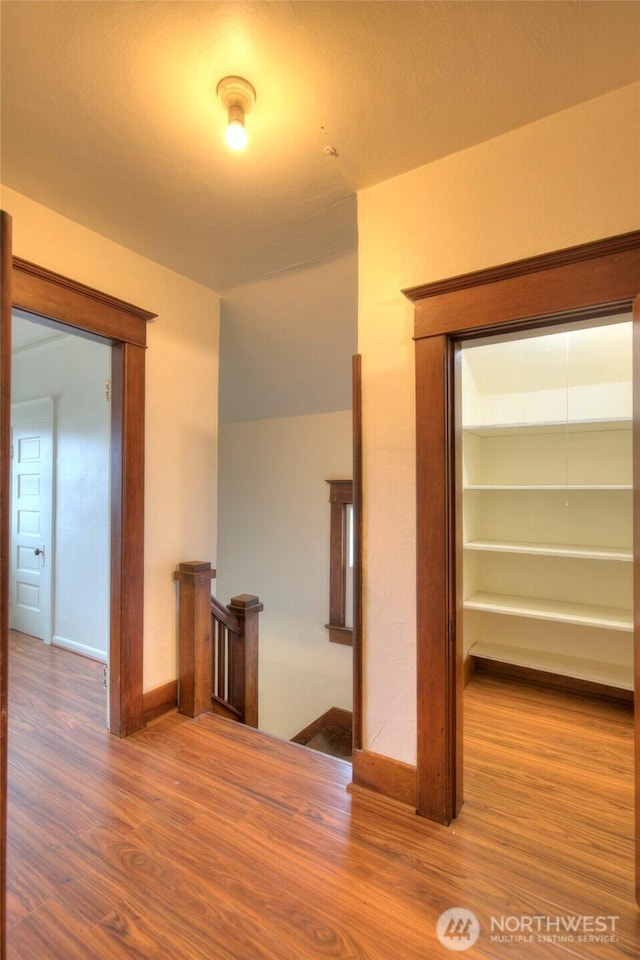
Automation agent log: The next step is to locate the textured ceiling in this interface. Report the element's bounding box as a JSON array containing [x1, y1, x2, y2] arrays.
[[2, 1, 639, 293], [3, 2, 639, 423]]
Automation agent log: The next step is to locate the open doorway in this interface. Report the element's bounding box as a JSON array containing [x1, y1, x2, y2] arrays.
[[10, 310, 112, 719], [457, 316, 634, 903], [216, 414, 355, 757], [7, 251, 154, 737], [459, 317, 632, 694]]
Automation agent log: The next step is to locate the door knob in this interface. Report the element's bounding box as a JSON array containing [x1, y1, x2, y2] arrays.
[[34, 546, 45, 563]]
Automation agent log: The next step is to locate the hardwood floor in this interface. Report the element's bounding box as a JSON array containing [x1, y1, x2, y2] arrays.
[[6, 631, 639, 958]]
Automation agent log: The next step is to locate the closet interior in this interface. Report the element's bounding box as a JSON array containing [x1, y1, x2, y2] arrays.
[[460, 315, 633, 693]]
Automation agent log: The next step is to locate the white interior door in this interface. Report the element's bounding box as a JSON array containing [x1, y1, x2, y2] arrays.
[[10, 399, 54, 642]]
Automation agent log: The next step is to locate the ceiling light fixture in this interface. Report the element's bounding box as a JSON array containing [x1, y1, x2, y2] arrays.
[[216, 76, 256, 152]]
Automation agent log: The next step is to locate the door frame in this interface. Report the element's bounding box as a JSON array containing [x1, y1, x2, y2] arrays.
[[1, 211, 12, 960], [405, 230, 640, 891], [9, 255, 156, 736]]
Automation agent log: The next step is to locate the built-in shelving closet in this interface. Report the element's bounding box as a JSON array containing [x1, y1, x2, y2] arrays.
[[461, 316, 633, 692]]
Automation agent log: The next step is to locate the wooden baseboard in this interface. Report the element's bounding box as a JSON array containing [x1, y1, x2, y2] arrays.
[[471, 656, 633, 705], [351, 748, 416, 808], [143, 680, 178, 724], [463, 654, 475, 687]]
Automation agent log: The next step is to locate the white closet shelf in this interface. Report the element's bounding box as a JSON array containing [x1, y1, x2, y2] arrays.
[[464, 484, 632, 491], [463, 418, 632, 437], [464, 592, 632, 632], [467, 641, 633, 691], [463, 540, 632, 562]]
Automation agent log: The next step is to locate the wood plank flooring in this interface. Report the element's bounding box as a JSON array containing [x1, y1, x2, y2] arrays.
[[6, 631, 639, 958]]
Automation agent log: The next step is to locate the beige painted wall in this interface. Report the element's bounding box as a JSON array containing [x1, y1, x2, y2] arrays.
[[2, 184, 220, 693], [217, 411, 353, 740], [357, 82, 640, 765]]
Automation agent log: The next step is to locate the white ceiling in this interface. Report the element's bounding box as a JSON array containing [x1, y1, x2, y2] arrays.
[[2, 2, 639, 420], [11, 310, 69, 353], [2, 1, 639, 293]]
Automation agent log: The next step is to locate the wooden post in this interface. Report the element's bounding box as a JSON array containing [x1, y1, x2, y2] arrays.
[[228, 594, 263, 728], [1, 210, 13, 960], [173, 561, 216, 718]]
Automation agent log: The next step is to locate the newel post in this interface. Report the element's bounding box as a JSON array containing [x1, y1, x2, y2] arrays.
[[228, 594, 263, 728], [173, 561, 216, 718]]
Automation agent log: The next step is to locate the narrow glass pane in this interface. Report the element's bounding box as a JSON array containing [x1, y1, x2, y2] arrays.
[[345, 504, 354, 629]]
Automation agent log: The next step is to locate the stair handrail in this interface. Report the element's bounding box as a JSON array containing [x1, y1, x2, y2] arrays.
[[173, 561, 262, 727], [210, 594, 240, 635]]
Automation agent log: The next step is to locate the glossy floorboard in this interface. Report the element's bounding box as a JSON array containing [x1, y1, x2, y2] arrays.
[[6, 632, 639, 958]]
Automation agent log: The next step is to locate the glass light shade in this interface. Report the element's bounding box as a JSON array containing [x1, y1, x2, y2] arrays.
[[217, 77, 255, 153], [225, 118, 247, 151]]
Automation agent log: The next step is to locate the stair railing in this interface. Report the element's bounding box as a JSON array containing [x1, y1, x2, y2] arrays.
[[173, 561, 262, 727]]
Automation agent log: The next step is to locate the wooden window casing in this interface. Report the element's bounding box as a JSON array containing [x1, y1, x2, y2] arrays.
[[326, 479, 353, 646]]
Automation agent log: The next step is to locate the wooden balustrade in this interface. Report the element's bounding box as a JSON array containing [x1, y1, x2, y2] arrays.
[[173, 562, 262, 727], [211, 594, 263, 727]]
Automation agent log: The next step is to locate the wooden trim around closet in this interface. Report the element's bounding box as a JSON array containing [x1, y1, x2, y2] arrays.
[[405, 231, 640, 304], [408, 231, 640, 832], [633, 291, 640, 905], [406, 230, 640, 340], [414, 334, 459, 823], [352, 354, 363, 751]]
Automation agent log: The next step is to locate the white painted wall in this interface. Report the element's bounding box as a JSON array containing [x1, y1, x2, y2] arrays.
[[2, 184, 220, 692], [460, 321, 633, 678], [357, 82, 640, 764], [219, 251, 358, 423], [217, 411, 353, 740], [12, 328, 111, 660]]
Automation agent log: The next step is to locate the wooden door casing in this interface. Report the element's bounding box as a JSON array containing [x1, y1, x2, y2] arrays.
[[9, 254, 155, 736], [634, 290, 640, 905], [414, 333, 460, 823], [406, 231, 640, 899], [1, 210, 13, 960]]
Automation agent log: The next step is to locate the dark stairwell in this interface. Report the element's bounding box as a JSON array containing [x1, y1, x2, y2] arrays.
[[291, 707, 352, 761]]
